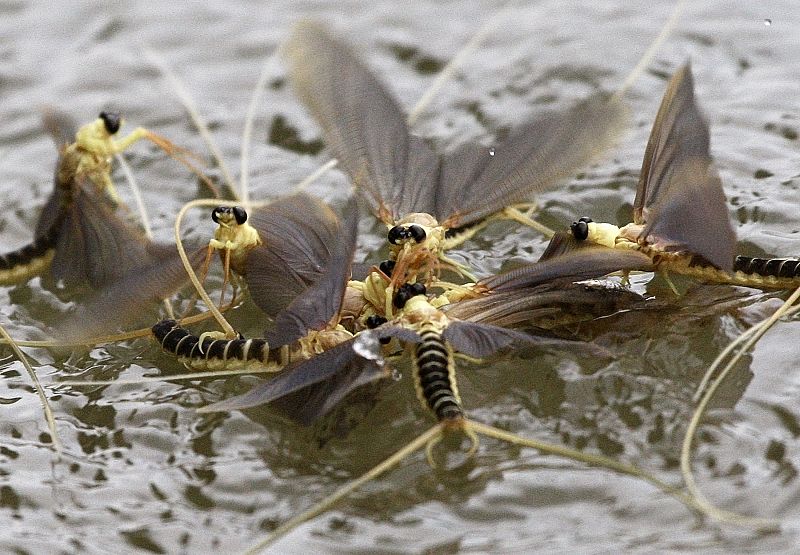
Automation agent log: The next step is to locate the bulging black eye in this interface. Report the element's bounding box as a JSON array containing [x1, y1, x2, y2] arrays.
[[232, 206, 248, 225], [409, 282, 426, 296], [579, 217, 593, 224], [99, 111, 121, 134], [408, 225, 426, 242], [365, 315, 387, 329], [211, 206, 226, 223], [393, 289, 411, 309], [570, 220, 590, 241], [379, 260, 395, 277], [388, 226, 404, 245]]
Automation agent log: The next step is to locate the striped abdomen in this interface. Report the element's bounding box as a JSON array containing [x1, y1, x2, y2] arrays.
[[734, 256, 800, 279], [413, 324, 463, 422], [0, 214, 63, 285], [152, 319, 274, 371]]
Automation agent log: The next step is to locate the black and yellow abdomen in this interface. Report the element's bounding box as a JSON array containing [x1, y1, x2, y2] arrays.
[[413, 324, 463, 422], [734, 256, 800, 280], [152, 319, 274, 371], [0, 220, 61, 285]]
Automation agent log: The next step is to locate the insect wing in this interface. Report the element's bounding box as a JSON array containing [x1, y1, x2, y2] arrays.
[[246, 193, 339, 317], [537, 230, 587, 261], [40, 107, 77, 150], [443, 319, 610, 358], [266, 198, 359, 347], [634, 64, 735, 270], [198, 338, 389, 425], [55, 245, 206, 340], [50, 178, 172, 288], [480, 248, 652, 292], [284, 21, 438, 223], [438, 95, 626, 227]]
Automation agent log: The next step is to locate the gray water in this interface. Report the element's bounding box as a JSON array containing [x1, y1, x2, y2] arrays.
[[1, 1, 799, 553]]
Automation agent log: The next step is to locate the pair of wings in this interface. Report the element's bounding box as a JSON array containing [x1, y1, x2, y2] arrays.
[[201, 230, 649, 425], [541, 64, 736, 271], [284, 21, 626, 228]]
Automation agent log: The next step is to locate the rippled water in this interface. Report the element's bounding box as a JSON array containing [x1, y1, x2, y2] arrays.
[[1, 1, 799, 553]]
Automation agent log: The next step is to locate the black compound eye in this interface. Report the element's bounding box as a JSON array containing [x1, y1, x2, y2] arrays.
[[365, 315, 388, 329], [379, 260, 395, 277], [409, 282, 426, 297], [570, 220, 590, 241], [388, 226, 404, 245], [393, 289, 411, 309], [99, 111, 121, 134], [232, 206, 248, 225], [578, 216, 593, 224], [211, 206, 227, 224], [408, 225, 426, 243]]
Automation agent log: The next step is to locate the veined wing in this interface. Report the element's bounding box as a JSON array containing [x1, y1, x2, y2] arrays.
[[437, 95, 627, 228], [198, 337, 390, 425], [50, 177, 172, 288], [479, 248, 652, 292], [284, 21, 438, 224], [266, 198, 360, 347], [36, 110, 78, 238], [634, 63, 735, 270], [246, 193, 340, 317], [55, 245, 206, 340]]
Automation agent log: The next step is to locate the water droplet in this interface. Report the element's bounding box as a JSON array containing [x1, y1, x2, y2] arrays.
[[764, 18, 772, 26], [353, 332, 385, 365], [391, 368, 402, 381], [488, 147, 496, 156]]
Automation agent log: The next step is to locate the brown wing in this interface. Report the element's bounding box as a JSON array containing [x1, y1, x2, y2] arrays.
[[246, 193, 340, 317], [634, 63, 735, 270], [284, 21, 438, 224], [197, 337, 390, 425], [444, 283, 643, 329], [437, 95, 627, 227], [266, 198, 359, 347], [55, 245, 205, 341], [479, 248, 653, 292], [49, 177, 170, 288]]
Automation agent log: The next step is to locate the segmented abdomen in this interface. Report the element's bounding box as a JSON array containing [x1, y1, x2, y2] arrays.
[[0, 213, 64, 284], [152, 319, 271, 369], [413, 324, 463, 421], [734, 256, 800, 279]]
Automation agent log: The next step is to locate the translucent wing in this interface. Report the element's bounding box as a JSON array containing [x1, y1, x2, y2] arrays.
[[55, 245, 206, 340], [266, 198, 360, 347], [634, 63, 735, 270], [443, 319, 612, 358], [537, 230, 587, 261], [479, 248, 652, 292], [437, 95, 627, 227], [40, 107, 77, 149], [50, 178, 170, 288], [246, 193, 340, 317], [444, 282, 643, 329], [197, 338, 390, 425], [36, 110, 79, 239], [284, 21, 438, 223]]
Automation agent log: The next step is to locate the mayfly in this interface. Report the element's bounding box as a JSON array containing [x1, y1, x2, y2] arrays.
[[0, 110, 192, 289], [283, 22, 627, 308], [542, 63, 800, 291], [151, 195, 363, 369]]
